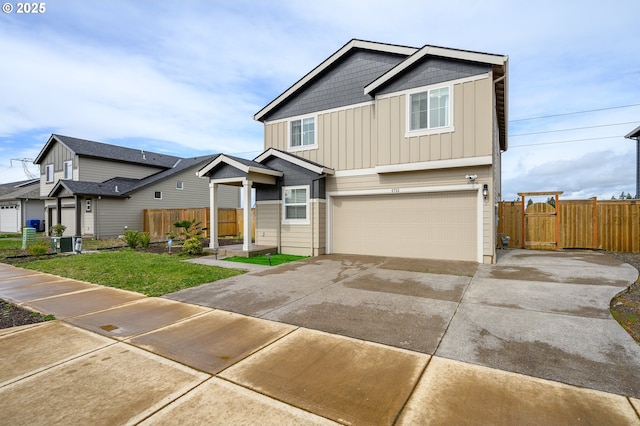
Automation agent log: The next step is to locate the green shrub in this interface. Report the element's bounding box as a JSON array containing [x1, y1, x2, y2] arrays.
[[182, 236, 203, 255], [27, 243, 49, 257], [139, 232, 151, 248], [49, 224, 66, 237], [122, 230, 140, 249]]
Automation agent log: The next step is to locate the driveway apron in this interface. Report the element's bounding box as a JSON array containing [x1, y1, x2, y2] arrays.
[[436, 249, 640, 398], [172, 250, 640, 399]]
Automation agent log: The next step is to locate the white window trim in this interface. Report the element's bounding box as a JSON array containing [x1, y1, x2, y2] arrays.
[[45, 164, 54, 183], [282, 185, 310, 225], [63, 160, 73, 179], [288, 114, 318, 152], [154, 191, 163, 200], [405, 83, 454, 138], [176, 181, 184, 190]]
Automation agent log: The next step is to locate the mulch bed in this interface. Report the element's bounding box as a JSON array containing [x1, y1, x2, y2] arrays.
[[0, 300, 53, 329]]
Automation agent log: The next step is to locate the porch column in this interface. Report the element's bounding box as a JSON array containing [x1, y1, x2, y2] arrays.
[[209, 182, 218, 249], [75, 196, 81, 236], [242, 180, 252, 251], [56, 197, 62, 224]]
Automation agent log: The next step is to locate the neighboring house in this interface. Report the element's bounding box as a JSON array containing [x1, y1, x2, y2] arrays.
[[0, 179, 45, 233], [199, 39, 508, 263], [33, 134, 239, 238]]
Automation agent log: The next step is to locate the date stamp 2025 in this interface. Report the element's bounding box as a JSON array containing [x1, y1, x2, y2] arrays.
[[2, 2, 46, 14]]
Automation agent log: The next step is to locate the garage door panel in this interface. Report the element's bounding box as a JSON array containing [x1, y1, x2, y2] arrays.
[[332, 192, 477, 261]]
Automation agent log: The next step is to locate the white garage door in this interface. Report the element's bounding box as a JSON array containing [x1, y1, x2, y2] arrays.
[[0, 205, 20, 233], [331, 191, 477, 261]]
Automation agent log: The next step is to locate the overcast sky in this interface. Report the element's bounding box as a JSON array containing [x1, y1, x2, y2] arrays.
[[1, 0, 639, 200]]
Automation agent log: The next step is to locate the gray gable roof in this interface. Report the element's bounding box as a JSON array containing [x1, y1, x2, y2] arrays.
[[0, 179, 42, 201], [34, 134, 181, 168]]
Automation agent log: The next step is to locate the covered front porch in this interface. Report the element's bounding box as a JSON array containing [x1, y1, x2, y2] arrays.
[[198, 154, 283, 254]]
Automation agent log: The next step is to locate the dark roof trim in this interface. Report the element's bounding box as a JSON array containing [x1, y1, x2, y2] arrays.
[[364, 44, 508, 95], [253, 39, 417, 122], [625, 125, 640, 139], [197, 154, 283, 178], [254, 148, 335, 175]]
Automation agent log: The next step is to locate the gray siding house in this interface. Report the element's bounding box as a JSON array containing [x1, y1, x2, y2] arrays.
[[199, 39, 508, 264], [0, 179, 45, 233], [34, 134, 239, 238]]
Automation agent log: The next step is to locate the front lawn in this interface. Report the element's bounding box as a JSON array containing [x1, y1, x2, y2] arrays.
[[223, 253, 307, 266], [20, 250, 245, 297]]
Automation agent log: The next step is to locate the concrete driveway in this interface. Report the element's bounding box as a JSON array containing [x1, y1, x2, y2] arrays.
[[168, 249, 640, 399]]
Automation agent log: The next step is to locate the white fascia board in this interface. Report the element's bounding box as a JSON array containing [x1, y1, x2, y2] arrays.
[[255, 148, 335, 175], [374, 156, 492, 174], [254, 39, 417, 122], [197, 155, 228, 177], [365, 45, 507, 95], [247, 166, 283, 177]]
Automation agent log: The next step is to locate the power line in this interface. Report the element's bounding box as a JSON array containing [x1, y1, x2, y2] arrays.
[[511, 121, 640, 137], [509, 135, 624, 148], [509, 103, 640, 123]]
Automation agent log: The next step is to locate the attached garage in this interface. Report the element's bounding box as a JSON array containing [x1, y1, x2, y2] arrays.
[[0, 205, 20, 233], [330, 191, 479, 262]]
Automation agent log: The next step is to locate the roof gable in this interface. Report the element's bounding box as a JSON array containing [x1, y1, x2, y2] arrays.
[[254, 148, 334, 175], [254, 39, 417, 122], [34, 134, 181, 169], [197, 154, 283, 178]]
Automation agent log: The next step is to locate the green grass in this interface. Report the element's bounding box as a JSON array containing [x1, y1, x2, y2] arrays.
[[0, 239, 23, 250], [223, 253, 307, 266], [20, 250, 245, 297]]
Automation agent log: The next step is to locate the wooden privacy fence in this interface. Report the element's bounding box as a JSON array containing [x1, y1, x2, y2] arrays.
[[498, 198, 640, 252], [143, 208, 255, 240]]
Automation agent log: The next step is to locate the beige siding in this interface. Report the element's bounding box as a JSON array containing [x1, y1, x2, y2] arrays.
[[255, 202, 279, 247], [263, 76, 494, 172], [280, 221, 312, 256]]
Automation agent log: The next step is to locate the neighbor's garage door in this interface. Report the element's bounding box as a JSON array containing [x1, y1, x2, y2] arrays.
[[332, 191, 477, 261], [0, 205, 20, 233]]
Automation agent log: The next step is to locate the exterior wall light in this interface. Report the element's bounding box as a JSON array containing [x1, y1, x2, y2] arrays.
[[483, 184, 489, 200]]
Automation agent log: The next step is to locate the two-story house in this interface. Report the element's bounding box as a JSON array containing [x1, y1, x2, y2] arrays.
[[199, 39, 508, 263], [34, 134, 239, 238]]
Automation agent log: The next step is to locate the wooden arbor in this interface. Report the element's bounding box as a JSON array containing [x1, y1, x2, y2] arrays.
[[518, 191, 563, 250]]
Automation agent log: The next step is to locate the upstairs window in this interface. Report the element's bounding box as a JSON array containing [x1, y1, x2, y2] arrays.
[[45, 164, 54, 183], [290, 116, 316, 150], [154, 191, 162, 200], [408, 85, 451, 134], [283, 186, 309, 223], [64, 160, 73, 179], [176, 181, 184, 190]]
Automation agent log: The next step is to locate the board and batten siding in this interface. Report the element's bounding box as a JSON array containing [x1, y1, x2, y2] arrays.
[[255, 199, 325, 256], [39, 143, 76, 197], [263, 75, 493, 172]]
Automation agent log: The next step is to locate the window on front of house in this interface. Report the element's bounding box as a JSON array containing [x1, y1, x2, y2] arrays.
[[64, 160, 72, 179], [290, 116, 315, 150], [176, 181, 183, 190], [45, 164, 54, 183], [154, 191, 162, 200], [409, 86, 450, 132], [283, 186, 309, 223]]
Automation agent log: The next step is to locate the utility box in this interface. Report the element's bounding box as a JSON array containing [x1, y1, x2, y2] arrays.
[[59, 236, 73, 253], [22, 227, 36, 250]]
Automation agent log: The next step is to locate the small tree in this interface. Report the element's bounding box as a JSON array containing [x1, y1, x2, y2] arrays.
[[49, 224, 66, 237], [173, 219, 206, 239]]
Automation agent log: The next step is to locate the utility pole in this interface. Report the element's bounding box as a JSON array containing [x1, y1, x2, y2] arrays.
[[625, 126, 640, 198], [10, 158, 37, 180]]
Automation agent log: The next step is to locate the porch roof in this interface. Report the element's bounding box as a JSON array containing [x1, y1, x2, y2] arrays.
[[197, 154, 283, 179]]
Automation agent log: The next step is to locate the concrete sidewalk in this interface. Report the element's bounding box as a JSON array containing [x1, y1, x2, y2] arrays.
[[1, 256, 639, 424]]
